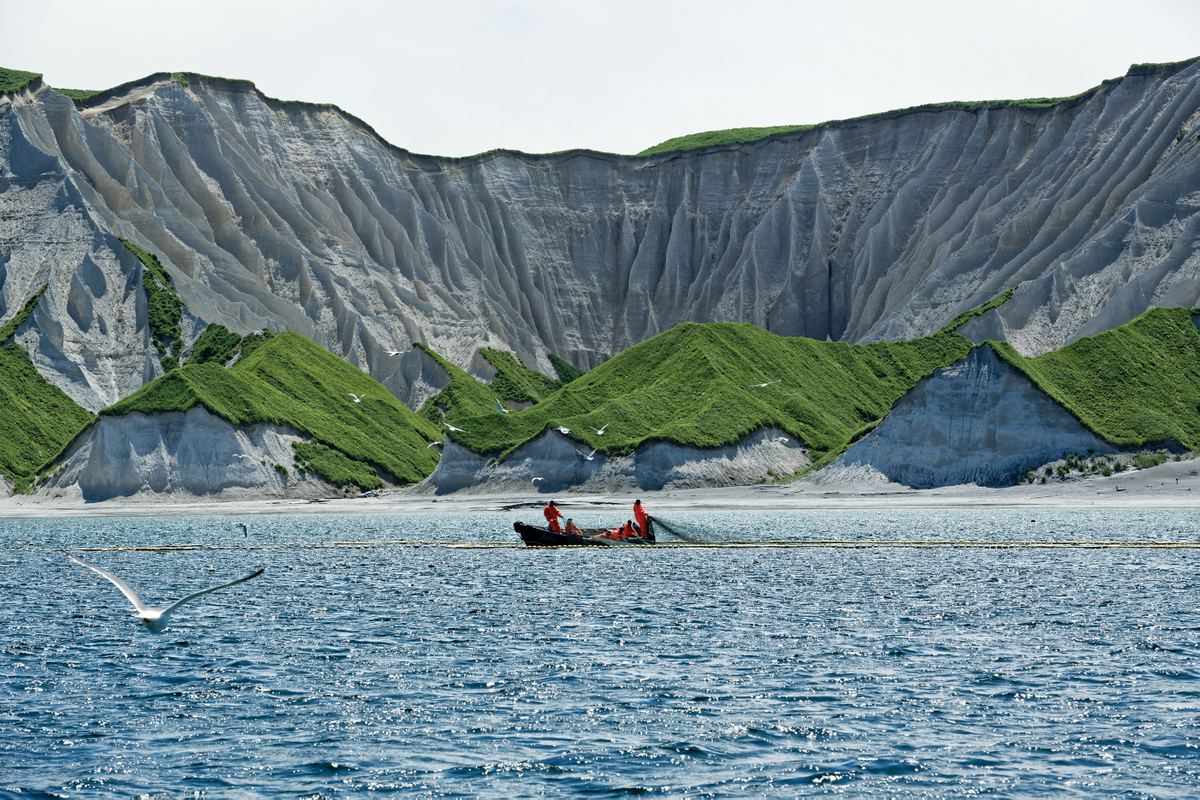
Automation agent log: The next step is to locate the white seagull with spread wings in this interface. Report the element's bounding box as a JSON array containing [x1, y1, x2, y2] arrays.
[[588, 423, 609, 435], [66, 553, 265, 634], [348, 393, 365, 403], [495, 398, 509, 414], [750, 379, 782, 388]]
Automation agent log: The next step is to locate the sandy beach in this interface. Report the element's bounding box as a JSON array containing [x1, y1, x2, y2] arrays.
[[1, 456, 1196, 519]]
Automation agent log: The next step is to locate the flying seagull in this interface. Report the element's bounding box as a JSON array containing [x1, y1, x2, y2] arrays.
[[348, 393, 365, 403], [385, 349, 402, 356], [237, 522, 249, 536], [750, 379, 782, 388], [232, 453, 251, 460], [427, 441, 442, 448], [588, 423, 609, 435], [445, 424, 467, 433], [495, 398, 509, 414], [556, 426, 571, 435], [532, 477, 544, 483], [577, 448, 597, 461], [66, 553, 265, 634]]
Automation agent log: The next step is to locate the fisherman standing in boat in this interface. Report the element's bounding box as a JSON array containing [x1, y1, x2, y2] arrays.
[[543, 500, 564, 533], [633, 499, 650, 537]]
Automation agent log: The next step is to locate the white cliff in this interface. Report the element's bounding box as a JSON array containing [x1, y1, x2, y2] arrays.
[[417, 427, 809, 495], [4, 61, 1200, 412], [36, 406, 337, 502], [812, 346, 1113, 488]]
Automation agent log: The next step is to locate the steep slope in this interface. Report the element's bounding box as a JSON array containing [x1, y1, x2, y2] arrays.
[[816, 346, 1112, 488], [991, 307, 1200, 449], [103, 330, 443, 485], [5, 61, 1200, 413], [446, 322, 973, 463]]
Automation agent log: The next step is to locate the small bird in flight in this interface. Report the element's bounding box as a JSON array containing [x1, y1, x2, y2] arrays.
[[750, 379, 782, 388], [348, 393, 365, 403], [495, 398, 509, 414], [532, 477, 544, 483], [577, 448, 597, 461], [427, 441, 442, 448], [237, 522, 249, 536], [556, 426, 571, 435], [445, 424, 466, 432], [385, 349, 402, 356], [233, 453, 251, 460], [588, 423, 609, 435], [66, 552, 265, 634]]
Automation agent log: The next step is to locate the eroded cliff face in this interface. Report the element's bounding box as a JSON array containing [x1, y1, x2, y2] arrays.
[[4, 61, 1200, 412], [418, 427, 809, 495], [39, 406, 334, 502], [813, 346, 1113, 488]]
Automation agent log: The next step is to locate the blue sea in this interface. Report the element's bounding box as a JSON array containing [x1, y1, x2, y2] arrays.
[[2, 507, 1198, 797]]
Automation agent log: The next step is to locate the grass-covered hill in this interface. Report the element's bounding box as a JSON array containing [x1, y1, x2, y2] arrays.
[[991, 308, 1200, 450], [103, 329, 443, 488], [446, 322, 973, 464], [0, 287, 95, 492]]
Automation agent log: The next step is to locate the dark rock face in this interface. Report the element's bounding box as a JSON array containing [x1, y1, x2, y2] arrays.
[[3, 62, 1200, 411]]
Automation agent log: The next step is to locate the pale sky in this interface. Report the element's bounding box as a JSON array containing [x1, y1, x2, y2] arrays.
[[8, 0, 1200, 157]]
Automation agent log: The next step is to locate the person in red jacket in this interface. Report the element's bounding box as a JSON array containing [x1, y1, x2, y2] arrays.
[[633, 499, 649, 537], [619, 520, 636, 540], [543, 500, 564, 533]]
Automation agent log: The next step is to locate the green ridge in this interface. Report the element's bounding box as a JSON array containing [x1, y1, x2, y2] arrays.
[[940, 285, 1018, 334], [0, 284, 48, 345], [121, 239, 184, 372], [103, 331, 442, 485], [449, 322, 973, 464], [479, 347, 562, 404], [0, 344, 95, 492], [414, 343, 506, 424], [56, 88, 101, 102], [0, 67, 41, 94], [990, 307, 1200, 450]]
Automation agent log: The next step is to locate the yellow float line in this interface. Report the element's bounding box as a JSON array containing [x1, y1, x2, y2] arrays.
[[8, 540, 1200, 552]]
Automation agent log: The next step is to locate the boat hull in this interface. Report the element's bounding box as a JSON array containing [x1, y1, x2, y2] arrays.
[[515, 518, 655, 547]]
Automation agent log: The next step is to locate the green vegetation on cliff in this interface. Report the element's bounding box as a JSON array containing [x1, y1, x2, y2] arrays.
[[0, 343, 95, 492], [548, 353, 586, 385], [414, 343, 505, 424], [104, 331, 442, 485], [187, 323, 243, 366], [991, 307, 1200, 450], [0, 286, 95, 490], [449, 322, 973, 464], [479, 347, 562, 404], [0, 285, 48, 345], [0, 67, 41, 94], [121, 239, 184, 372], [940, 286, 1018, 334]]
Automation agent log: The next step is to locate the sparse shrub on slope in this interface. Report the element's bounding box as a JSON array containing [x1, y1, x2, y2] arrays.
[[121, 239, 183, 372], [990, 308, 1200, 449], [0, 284, 48, 345], [187, 324, 243, 366]]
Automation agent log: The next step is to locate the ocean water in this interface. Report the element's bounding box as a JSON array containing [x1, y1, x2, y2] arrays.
[[1, 507, 1198, 797]]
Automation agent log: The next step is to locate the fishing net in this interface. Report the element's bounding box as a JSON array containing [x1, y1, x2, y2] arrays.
[[650, 516, 711, 543]]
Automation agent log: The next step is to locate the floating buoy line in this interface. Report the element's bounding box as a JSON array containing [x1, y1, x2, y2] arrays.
[[6, 539, 1200, 552]]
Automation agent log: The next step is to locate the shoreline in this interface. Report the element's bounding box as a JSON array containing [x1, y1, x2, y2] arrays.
[[0, 457, 1196, 519]]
